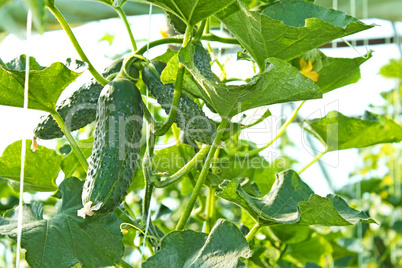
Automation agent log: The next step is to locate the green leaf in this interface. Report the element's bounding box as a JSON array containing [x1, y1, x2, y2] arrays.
[[292, 49, 372, 93], [163, 43, 322, 117], [0, 177, 124, 268], [270, 225, 312, 244], [61, 137, 93, 179], [146, 0, 235, 26], [5, 54, 45, 71], [336, 178, 383, 199], [0, 140, 63, 192], [216, 169, 375, 226], [24, 0, 46, 33], [215, 0, 373, 69], [152, 144, 195, 175], [298, 194, 376, 225], [304, 111, 402, 151], [379, 58, 402, 79], [142, 219, 251, 267], [0, 55, 82, 112], [284, 234, 332, 267]]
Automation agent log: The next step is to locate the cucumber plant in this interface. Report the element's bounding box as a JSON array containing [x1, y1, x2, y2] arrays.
[[0, 0, 401, 267]]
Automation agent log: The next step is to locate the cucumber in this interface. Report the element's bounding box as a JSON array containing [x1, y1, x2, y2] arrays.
[[33, 58, 124, 140], [78, 78, 143, 217], [142, 61, 217, 145]]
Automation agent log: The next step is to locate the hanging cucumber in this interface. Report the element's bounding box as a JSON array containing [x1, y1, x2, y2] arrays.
[[33, 58, 124, 140], [78, 77, 143, 217], [142, 61, 216, 145]]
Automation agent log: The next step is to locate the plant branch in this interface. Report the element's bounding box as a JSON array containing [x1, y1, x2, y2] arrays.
[[298, 149, 328, 175], [135, 34, 238, 56], [226, 101, 305, 158], [47, 4, 109, 86], [51, 111, 88, 171], [176, 118, 230, 230], [114, 6, 137, 51], [154, 144, 210, 188], [246, 223, 261, 243], [193, 20, 206, 43], [154, 27, 192, 136], [204, 187, 216, 233]]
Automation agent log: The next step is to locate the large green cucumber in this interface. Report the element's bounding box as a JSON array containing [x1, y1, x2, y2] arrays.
[[33, 58, 124, 140], [142, 61, 217, 145], [78, 78, 143, 217]]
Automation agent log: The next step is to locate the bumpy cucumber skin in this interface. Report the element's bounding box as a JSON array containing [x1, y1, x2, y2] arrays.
[[82, 78, 143, 216], [33, 58, 124, 140], [142, 62, 217, 145], [193, 42, 215, 81]]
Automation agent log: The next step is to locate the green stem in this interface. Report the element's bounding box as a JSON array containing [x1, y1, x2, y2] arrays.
[[246, 223, 261, 243], [298, 149, 328, 175], [154, 27, 192, 136], [135, 34, 238, 56], [114, 6, 137, 51], [154, 145, 210, 188], [51, 111, 88, 171], [114, 207, 142, 229], [176, 118, 230, 230], [47, 4, 109, 86], [193, 20, 207, 43], [204, 187, 216, 233], [118, 260, 134, 268], [141, 101, 156, 124], [226, 101, 305, 158], [154, 64, 184, 136]]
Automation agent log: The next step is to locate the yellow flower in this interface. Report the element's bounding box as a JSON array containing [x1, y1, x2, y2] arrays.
[[300, 59, 319, 82], [160, 29, 169, 38]]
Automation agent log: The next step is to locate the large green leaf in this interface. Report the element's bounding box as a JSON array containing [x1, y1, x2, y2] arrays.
[[0, 177, 124, 268], [292, 49, 372, 93], [163, 43, 322, 117], [216, 169, 375, 226], [304, 111, 402, 152], [142, 219, 251, 267], [215, 0, 373, 69], [0, 140, 63, 192], [145, 0, 235, 27], [284, 234, 332, 267], [0, 55, 82, 112]]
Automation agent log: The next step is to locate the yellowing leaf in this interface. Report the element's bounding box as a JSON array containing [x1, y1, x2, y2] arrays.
[[300, 59, 319, 82]]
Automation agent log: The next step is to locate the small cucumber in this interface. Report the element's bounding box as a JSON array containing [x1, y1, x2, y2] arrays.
[[78, 78, 143, 217], [34, 58, 124, 140], [142, 61, 217, 145]]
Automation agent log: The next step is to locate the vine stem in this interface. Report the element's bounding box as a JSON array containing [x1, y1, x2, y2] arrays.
[[51, 111, 88, 171], [204, 187, 216, 233], [246, 223, 261, 243], [114, 6, 137, 51], [135, 34, 239, 55], [226, 101, 305, 158], [154, 144, 211, 188], [176, 118, 230, 230], [297, 149, 328, 175], [47, 4, 109, 86], [154, 26, 192, 136]]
